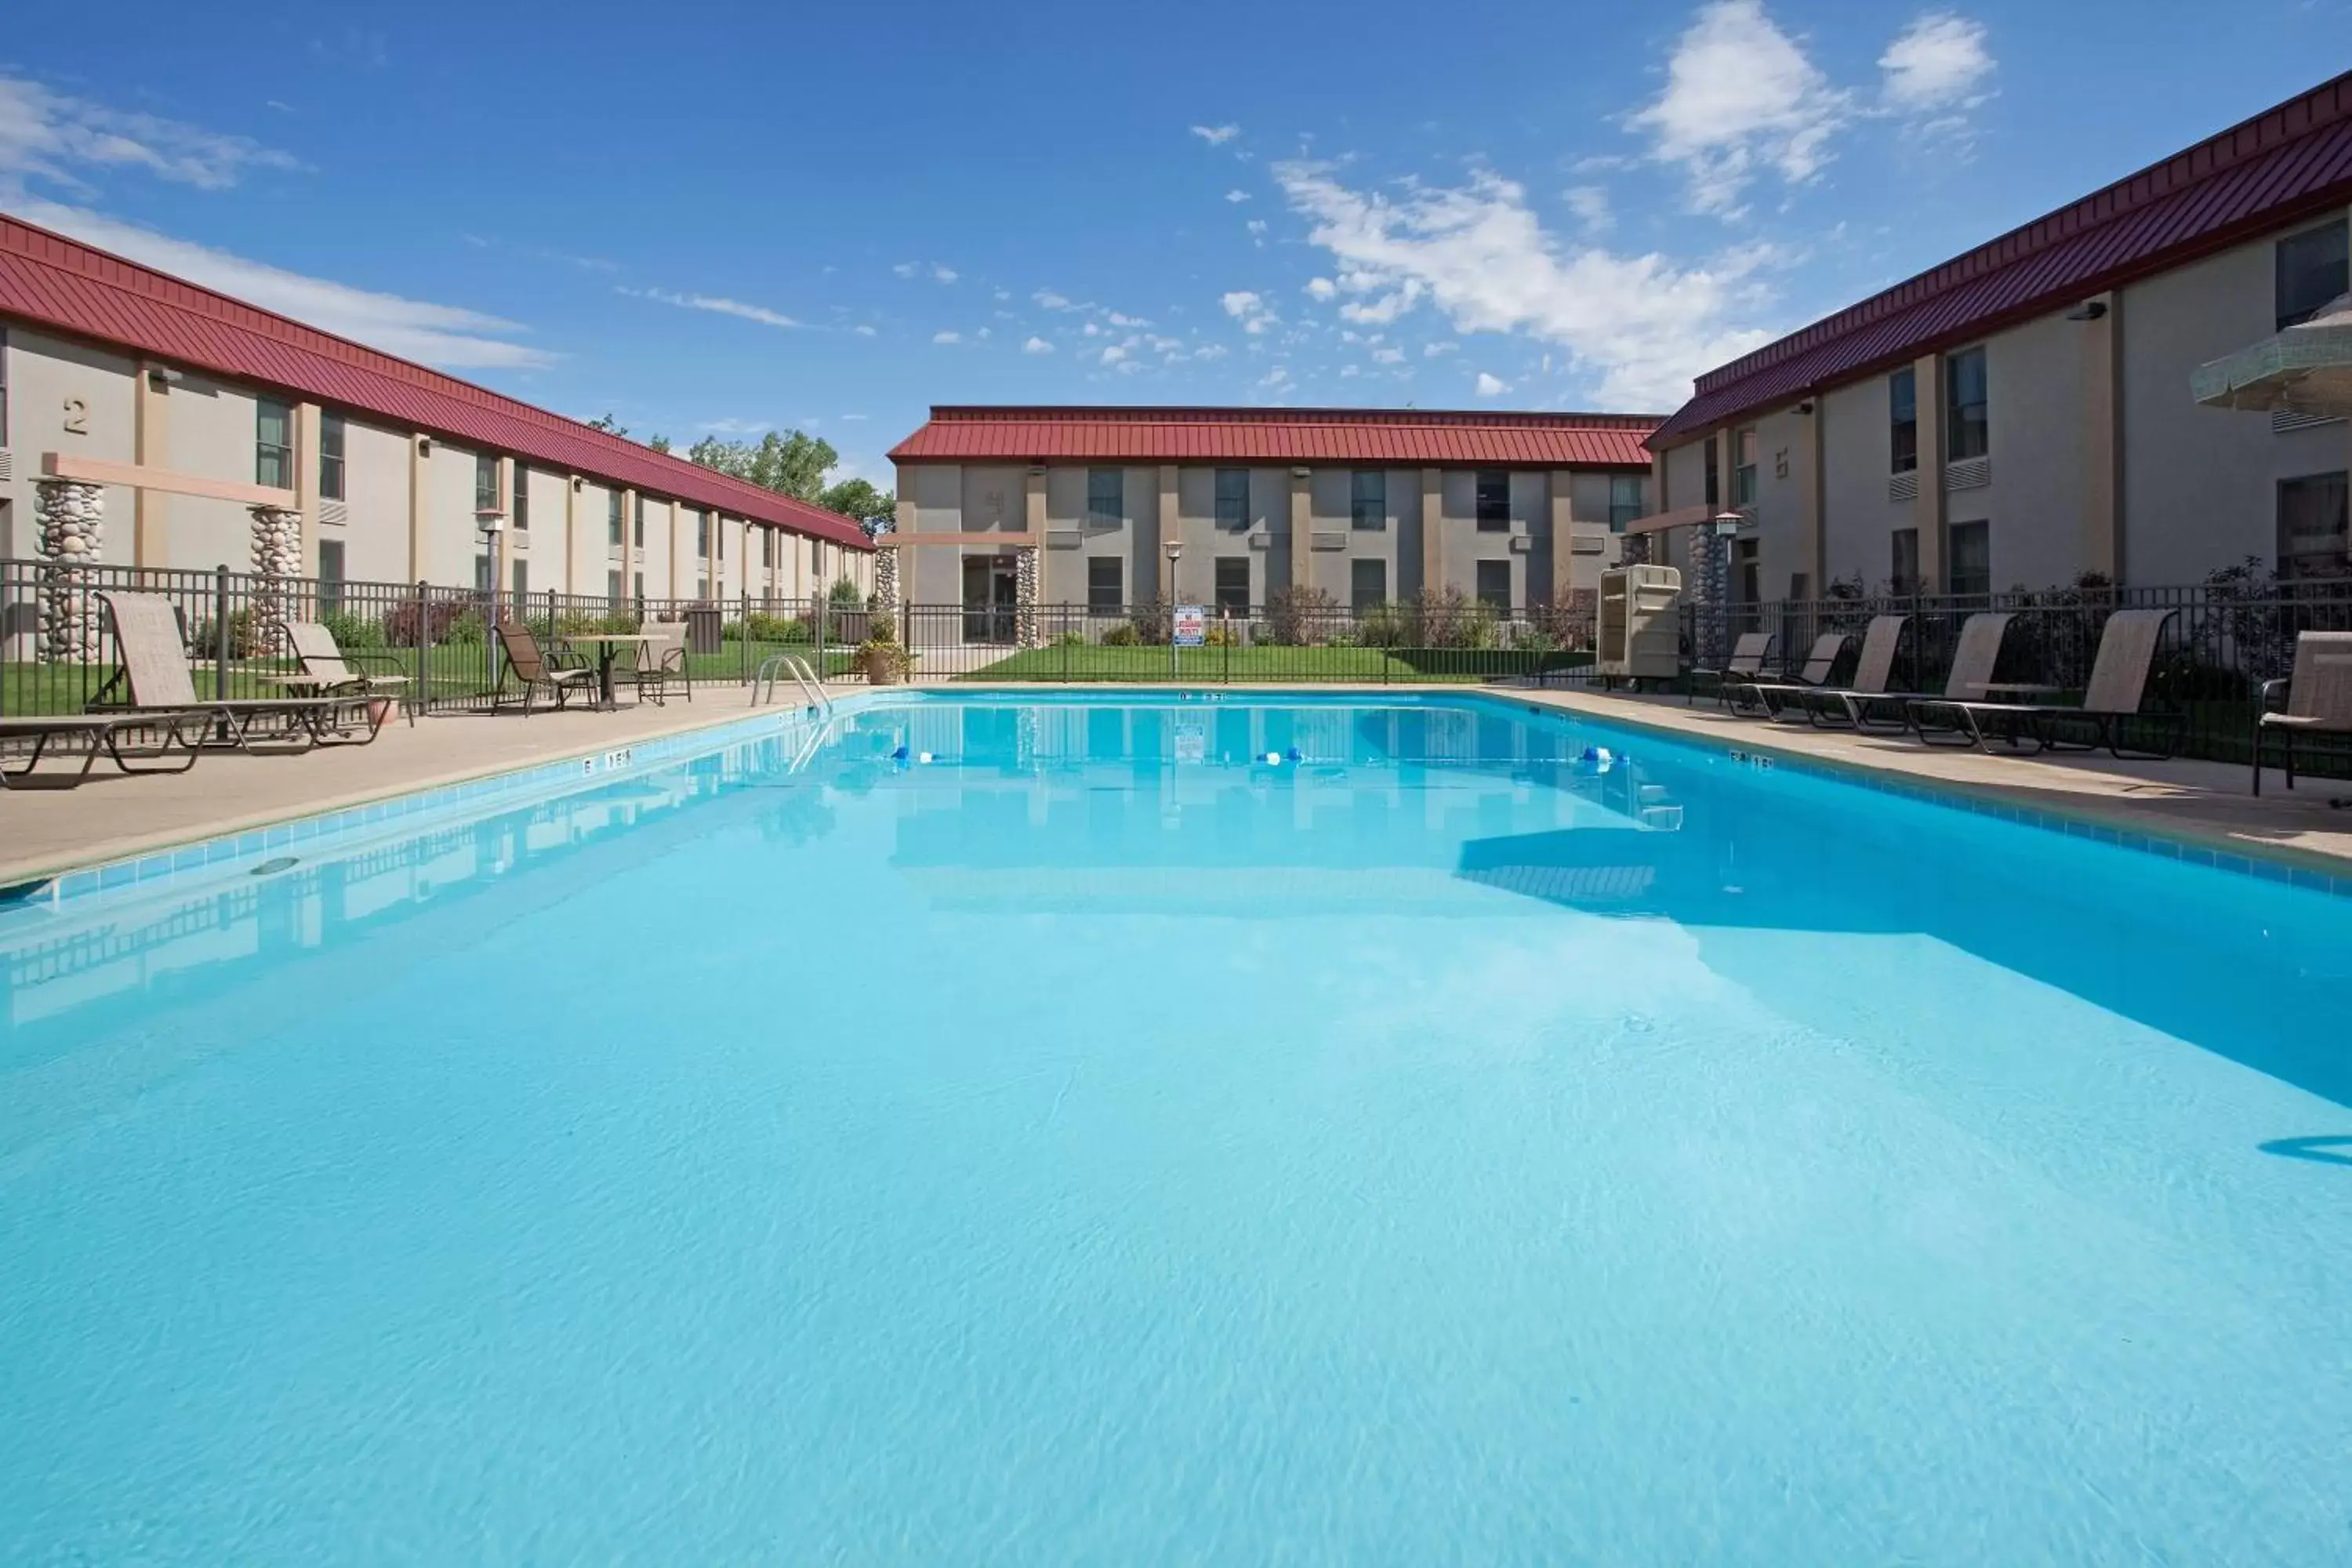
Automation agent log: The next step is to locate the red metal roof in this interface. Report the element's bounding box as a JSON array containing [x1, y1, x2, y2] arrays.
[[1650, 71, 2352, 447], [0, 213, 869, 549], [889, 405, 1661, 467]]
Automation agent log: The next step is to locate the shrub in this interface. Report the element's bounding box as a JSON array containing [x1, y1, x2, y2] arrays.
[[1264, 584, 1338, 646], [826, 576, 866, 607], [1051, 630, 1087, 648], [383, 599, 477, 645], [1355, 600, 1410, 648], [320, 609, 386, 650], [1410, 586, 1497, 650], [724, 612, 809, 643], [1100, 621, 1142, 648]]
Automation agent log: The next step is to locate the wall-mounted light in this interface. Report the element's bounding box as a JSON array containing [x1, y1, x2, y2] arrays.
[[417, 436, 434, 456], [147, 367, 184, 390], [1027, 463, 1047, 476], [572, 475, 584, 493], [1710, 512, 1745, 537], [2064, 300, 2109, 321], [1796, 400, 1814, 415], [1290, 466, 1311, 479]]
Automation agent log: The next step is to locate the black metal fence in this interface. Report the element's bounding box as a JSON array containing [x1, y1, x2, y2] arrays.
[[1679, 581, 2352, 771], [0, 558, 875, 717]]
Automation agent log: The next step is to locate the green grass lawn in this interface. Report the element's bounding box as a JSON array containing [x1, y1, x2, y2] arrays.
[[954, 643, 1594, 684]]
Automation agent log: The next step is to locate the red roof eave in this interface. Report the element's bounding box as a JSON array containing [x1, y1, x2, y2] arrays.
[[888, 405, 1661, 468]]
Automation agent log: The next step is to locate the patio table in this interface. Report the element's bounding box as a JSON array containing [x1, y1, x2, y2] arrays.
[[555, 633, 659, 711]]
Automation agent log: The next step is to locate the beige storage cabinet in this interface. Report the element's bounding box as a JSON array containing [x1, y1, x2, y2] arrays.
[[1595, 565, 1682, 683]]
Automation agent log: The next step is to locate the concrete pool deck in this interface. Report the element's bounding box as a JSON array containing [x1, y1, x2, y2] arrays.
[[4, 681, 2350, 891]]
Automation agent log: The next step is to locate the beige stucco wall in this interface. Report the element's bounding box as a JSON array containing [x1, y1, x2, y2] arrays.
[[2, 326, 140, 562], [335, 416, 412, 585], [1818, 375, 1909, 591]]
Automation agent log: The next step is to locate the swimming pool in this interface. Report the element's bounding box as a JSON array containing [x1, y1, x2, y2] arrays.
[[4, 691, 2349, 1563]]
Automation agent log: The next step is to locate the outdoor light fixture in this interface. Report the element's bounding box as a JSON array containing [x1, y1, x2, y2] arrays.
[[2065, 300, 2110, 321], [418, 436, 433, 456], [1290, 466, 1311, 479], [1710, 512, 1744, 537]]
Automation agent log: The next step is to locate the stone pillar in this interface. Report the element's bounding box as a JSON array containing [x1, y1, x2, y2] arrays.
[[1014, 545, 1040, 649], [1621, 532, 1652, 567], [34, 480, 106, 664], [1687, 524, 1724, 670], [873, 543, 900, 615], [248, 503, 303, 655]]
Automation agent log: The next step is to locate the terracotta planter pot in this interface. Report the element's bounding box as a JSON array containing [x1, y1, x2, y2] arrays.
[[861, 648, 903, 686]]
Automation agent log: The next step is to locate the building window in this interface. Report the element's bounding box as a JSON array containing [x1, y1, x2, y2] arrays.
[[513, 558, 529, 596], [1350, 557, 1387, 612], [1087, 467, 1123, 528], [695, 511, 711, 559], [2278, 471, 2349, 581], [473, 452, 499, 515], [1214, 557, 1250, 615], [633, 495, 646, 547], [256, 398, 294, 488], [608, 568, 623, 604], [2276, 220, 2349, 331], [1350, 470, 1386, 530], [511, 463, 530, 530], [1474, 560, 1511, 611], [1732, 427, 1758, 506], [1215, 468, 1250, 530], [474, 554, 494, 593], [1703, 436, 1719, 509], [318, 538, 344, 615], [608, 492, 623, 548], [1948, 520, 1991, 597], [633, 571, 645, 602], [0, 326, 10, 445], [318, 412, 346, 502], [1891, 528, 1920, 595], [1087, 555, 1123, 612], [761, 528, 775, 568], [1608, 474, 1646, 533], [1475, 470, 1509, 532], [1889, 368, 1917, 474], [697, 577, 710, 601], [1945, 347, 1988, 462]]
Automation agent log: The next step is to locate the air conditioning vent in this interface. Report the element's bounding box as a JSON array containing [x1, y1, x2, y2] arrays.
[[2273, 408, 2344, 434], [1944, 456, 1991, 492], [1311, 529, 1348, 551], [1889, 470, 1918, 503], [1508, 535, 1535, 554], [1045, 528, 1083, 550], [318, 499, 350, 528]]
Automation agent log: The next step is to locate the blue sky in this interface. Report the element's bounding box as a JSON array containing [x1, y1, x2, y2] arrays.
[[1, 1, 2345, 487]]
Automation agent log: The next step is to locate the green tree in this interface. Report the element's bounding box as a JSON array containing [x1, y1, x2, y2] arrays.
[[681, 426, 893, 527], [819, 477, 894, 527], [586, 413, 627, 436], [648, 434, 672, 454]]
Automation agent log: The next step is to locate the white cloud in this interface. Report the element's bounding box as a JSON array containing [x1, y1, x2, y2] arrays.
[[932, 329, 961, 343], [1371, 346, 1406, 364], [1190, 123, 1241, 146], [1101, 343, 1128, 365], [1225, 188, 1251, 203], [1022, 335, 1054, 354], [0, 74, 300, 192], [1221, 289, 1277, 334], [1564, 184, 1613, 233], [1627, 0, 1847, 216], [1879, 13, 1994, 114], [932, 263, 959, 284], [1194, 343, 1230, 361], [1272, 161, 1775, 408], [620, 285, 798, 328], [853, 324, 878, 337], [1258, 365, 1291, 390], [1033, 289, 1073, 309], [993, 287, 1011, 301], [1246, 219, 1268, 243], [1424, 340, 1460, 357], [1107, 310, 1150, 327], [13, 198, 550, 369], [892, 261, 917, 278], [1474, 371, 1509, 397], [975, 325, 991, 339], [1305, 276, 1337, 301]]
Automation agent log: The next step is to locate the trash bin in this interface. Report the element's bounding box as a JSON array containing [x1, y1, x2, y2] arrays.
[[685, 606, 722, 655]]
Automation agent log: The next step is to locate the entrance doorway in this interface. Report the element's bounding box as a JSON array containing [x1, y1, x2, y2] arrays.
[[962, 554, 1018, 642]]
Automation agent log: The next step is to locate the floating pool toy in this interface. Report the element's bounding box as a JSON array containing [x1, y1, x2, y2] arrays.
[[917, 752, 935, 764], [1263, 751, 1282, 765], [890, 744, 909, 760]]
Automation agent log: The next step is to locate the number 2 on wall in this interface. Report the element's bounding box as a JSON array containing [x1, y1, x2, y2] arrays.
[[62, 397, 88, 435]]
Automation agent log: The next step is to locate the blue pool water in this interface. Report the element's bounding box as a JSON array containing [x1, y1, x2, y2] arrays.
[[4, 692, 2350, 1563]]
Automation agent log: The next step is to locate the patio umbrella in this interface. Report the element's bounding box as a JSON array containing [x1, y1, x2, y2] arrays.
[[2191, 292, 2352, 416]]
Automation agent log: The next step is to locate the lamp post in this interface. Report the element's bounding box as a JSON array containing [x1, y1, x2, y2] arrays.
[[477, 507, 506, 684], [1707, 511, 1742, 672], [1164, 538, 1184, 676]]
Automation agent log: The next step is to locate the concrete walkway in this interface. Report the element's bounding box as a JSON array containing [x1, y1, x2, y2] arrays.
[[5, 680, 2349, 888], [0, 696, 804, 890]]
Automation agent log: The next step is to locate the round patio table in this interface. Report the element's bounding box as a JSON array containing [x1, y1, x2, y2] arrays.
[[555, 633, 659, 711]]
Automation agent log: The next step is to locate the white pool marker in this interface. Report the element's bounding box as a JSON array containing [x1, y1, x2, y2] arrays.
[[917, 752, 935, 764], [1264, 751, 1282, 765]]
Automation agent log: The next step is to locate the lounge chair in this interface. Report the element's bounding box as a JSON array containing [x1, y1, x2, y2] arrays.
[[0, 712, 209, 789], [1730, 632, 1849, 720], [493, 619, 598, 715], [1687, 632, 1777, 707], [285, 621, 412, 725], [90, 591, 376, 750], [1788, 615, 1909, 728], [1908, 609, 2184, 758], [630, 619, 691, 706], [2252, 630, 2352, 796]]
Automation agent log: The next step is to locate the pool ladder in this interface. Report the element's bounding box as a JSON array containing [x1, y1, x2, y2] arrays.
[[753, 653, 832, 714]]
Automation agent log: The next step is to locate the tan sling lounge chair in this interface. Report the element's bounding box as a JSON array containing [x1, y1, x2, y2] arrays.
[[2252, 630, 2352, 796], [0, 712, 209, 789], [492, 619, 598, 715], [630, 619, 691, 706], [1846, 612, 2013, 736], [1730, 632, 1849, 720], [285, 621, 412, 725], [1687, 632, 1777, 707], [91, 591, 379, 749], [1909, 608, 2183, 757]]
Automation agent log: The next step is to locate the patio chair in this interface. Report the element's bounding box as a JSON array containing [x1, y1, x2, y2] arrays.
[[286, 621, 413, 726], [1908, 609, 2184, 758], [631, 619, 691, 706], [492, 619, 597, 715], [1687, 632, 1777, 707], [89, 591, 375, 750], [2252, 630, 2352, 796], [1788, 615, 1909, 728], [0, 712, 209, 789], [1730, 632, 1849, 720], [1810, 611, 2008, 736]]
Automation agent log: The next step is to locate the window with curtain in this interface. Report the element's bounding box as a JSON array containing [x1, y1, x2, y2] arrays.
[[1733, 428, 1758, 506], [474, 453, 499, 513], [1350, 557, 1387, 612], [1889, 368, 1917, 474], [1947, 520, 1991, 597], [255, 398, 293, 488], [1945, 348, 1988, 462], [1087, 555, 1123, 612], [1703, 436, 1719, 508], [1475, 470, 1509, 532], [1350, 470, 1386, 530], [1214, 469, 1250, 530], [1890, 528, 1920, 595], [1475, 559, 1510, 609], [1609, 474, 1646, 532], [633, 495, 646, 547], [2278, 472, 2349, 581], [608, 492, 623, 547], [2276, 220, 2349, 330], [1087, 468, 1123, 528], [318, 412, 346, 501], [318, 539, 345, 615], [1214, 557, 1250, 614], [511, 463, 529, 530]]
